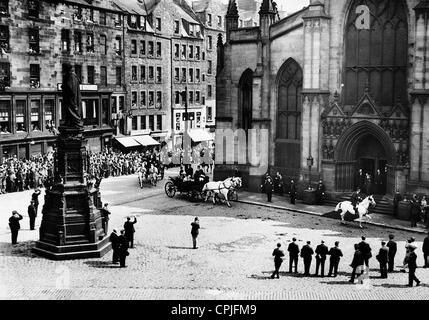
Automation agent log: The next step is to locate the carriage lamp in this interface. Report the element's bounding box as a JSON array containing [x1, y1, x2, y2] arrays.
[[307, 155, 314, 190]]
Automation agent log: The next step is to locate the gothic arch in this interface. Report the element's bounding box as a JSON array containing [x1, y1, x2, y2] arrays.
[[238, 68, 253, 131]]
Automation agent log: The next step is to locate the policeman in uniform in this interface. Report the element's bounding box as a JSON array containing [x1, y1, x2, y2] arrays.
[[289, 179, 297, 205], [263, 173, 274, 203]]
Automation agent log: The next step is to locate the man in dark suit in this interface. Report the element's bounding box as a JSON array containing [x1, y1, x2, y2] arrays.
[[349, 244, 365, 283], [9, 211, 23, 244], [31, 188, 41, 216], [109, 229, 119, 264], [288, 237, 300, 273], [393, 190, 402, 216], [271, 243, 285, 279], [358, 236, 372, 267], [407, 245, 420, 287], [376, 241, 389, 278], [289, 180, 297, 205], [300, 241, 314, 276], [124, 216, 137, 248], [374, 169, 383, 195], [263, 173, 274, 203], [327, 241, 343, 277], [386, 234, 397, 272], [410, 194, 421, 228], [315, 240, 329, 277], [118, 230, 129, 268], [423, 231, 429, 268], [351, 188, 362, 215], [356, 168, 365, 190], [28, 200, 37, 230], [315, 180, 326, 205], [100, 203, 111, 235]]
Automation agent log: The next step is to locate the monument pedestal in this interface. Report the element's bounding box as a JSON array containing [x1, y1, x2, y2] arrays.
[[33, 127, 111, 260]]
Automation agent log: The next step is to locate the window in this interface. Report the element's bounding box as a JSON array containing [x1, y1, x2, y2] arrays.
[[88, 8, 94, 22], [156, 91, 162, 109], [16, 100, 26, 132], [99, 11, 106, 25], [207, 35, 212, 50], [196, 112, 201, 127], [132, 116, 137, 130], [141, 16, 146, 30], [174, 44, 179, 58], [189, 45, 193, 59], [140, 65, 146, 82], [0, 0, 8, 15], [74, 64, 82, 82], [181, 68, 186, 82], [61, 29, 70, 52], [114, 13, 122, 27], [207, 14, 212, 26], [189, 68, 193, 83], [156, 17, 161, 31], [0, 62, 10, 87], [148, 66, 154, 81], [82, 99, 99, 126], [100, 66, 107, 86], [207, 60, 212, 74], [74, 6, 82, 21], [174, 20, 180, 34], [202, 51, 205, 60], [100, 35, 107, 54], [119, 96, 124, 111], [140, 40, 146, 55], [148, 91, 154, 108], [149, 115, 154, 131], [174, 68, 179, 82], [196, 69, 200, 83], [30, 64, 40, 88], [29, 28, 39, 54], [189, 91, 194, 105], [181, 44, 186, 59], [140, 115, 146, 129], [0, 25, 9, 51], [114, 36, 121, 55], [196, 46, 200, 60], [207, 85, 212, 98], [131, 91, 137, 108], [140, 91, 146, 108], [74, 31, 82, 53], [101, 98, 109, 125], [195, 91, 200, 103], [148, 41, 154, 57], [86, 32, 94, 53], [131, 65, 137, 82], [87, 66, 94, 84], [202, 73, 205, 82], [111, 96, 117, 114], [156, 115, 162, 131], [156, 67, 161, 83], [131, 39, 137, 55], [28, 0, 39, 18], [175, 91, 180, 104], [0, 100, 10, 133], [207, 106, 213, 122], [44, 99, 54, 127], [116, 66, 122, 85], [129, 14, 138, 29], [189, 24, 195, 36], [156, 42, 161, 58], [30, 99, 40, 131], [217, 16, 222, 28]]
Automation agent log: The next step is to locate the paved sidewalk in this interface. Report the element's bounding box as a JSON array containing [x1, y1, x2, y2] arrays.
[[238, 191, 429, 234]]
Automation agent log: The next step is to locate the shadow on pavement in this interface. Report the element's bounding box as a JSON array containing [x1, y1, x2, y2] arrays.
[[84, 261, 121, 269], [373, 283, 410, 289], [320, 280, 354, 285], [0, 241, 38, 258], [167, 246, 195, 250]]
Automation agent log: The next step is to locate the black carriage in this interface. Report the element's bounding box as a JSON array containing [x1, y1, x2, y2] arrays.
[[164, 176, 209, 201]]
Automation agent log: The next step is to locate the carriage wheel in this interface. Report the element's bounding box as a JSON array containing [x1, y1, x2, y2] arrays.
[[165, 181, 176, 198]]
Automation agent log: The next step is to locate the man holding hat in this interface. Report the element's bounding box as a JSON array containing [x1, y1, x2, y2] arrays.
[[31, 188, 41, 215], [9, 211, 23, 244]]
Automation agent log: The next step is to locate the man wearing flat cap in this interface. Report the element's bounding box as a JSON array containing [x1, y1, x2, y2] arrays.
[[9, 211, 23, 244]]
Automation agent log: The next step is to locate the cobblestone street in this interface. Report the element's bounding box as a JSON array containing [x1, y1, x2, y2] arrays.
[[1, 171, 429, 300]]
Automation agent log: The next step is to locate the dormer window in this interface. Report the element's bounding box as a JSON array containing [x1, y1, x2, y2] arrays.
[[0, 0, 8, 15], [114, 36, 121, 55], [174, 20, 179, 34], [156, 17, 161, 31], [28, 0, 39, 18], [87, 8, 94, 22], [189, 24, 194, 36], [207, 13, 212, 26], [141, 16, 146, 30]]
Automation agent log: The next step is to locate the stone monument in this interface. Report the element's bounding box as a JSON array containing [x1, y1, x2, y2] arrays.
[[33, 64, 111, 260]]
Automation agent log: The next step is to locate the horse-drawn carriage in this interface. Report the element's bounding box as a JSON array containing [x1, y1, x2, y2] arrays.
[[164, 176, 210, 201]]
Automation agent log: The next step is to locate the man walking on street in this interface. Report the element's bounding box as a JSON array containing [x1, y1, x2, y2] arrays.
[[407, 245, 421, 287], [387, 234, 397, 272], [271, 243, 285, 279], [109, 229, 119, 264], [300, 241, 314, 276], [9, 211, 23, 245], [423, 231, 429, 268], [327, 241, 343, 277], [315, 240, 328, 277], [358, 236, 372, 267], [28, 200, 37, 230], [124, 216, 137, 248], [376, 241, 389, 278], [349, 244, 364, 283], [288, 237, 300, 273]]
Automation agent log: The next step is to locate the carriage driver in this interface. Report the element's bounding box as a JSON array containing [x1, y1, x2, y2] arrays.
[[351, 188, 363, 214]]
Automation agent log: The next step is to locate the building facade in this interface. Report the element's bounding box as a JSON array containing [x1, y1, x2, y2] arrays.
[[215, 0, 429, 197]]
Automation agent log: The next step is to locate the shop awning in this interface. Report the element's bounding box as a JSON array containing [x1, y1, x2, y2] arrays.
[[115, 137, 141, 148], [132, 135, 160, 146], [187, 129, 213, 142]]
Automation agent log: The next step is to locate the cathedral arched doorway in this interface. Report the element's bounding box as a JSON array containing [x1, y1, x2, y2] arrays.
[[238, 69, 253, 131], [335, 121, 396, 195]]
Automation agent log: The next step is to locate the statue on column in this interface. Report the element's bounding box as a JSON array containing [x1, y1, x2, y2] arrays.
[[62, 63, 83, 130]]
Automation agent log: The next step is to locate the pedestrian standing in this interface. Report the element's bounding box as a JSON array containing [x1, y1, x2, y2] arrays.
[[271, 243, 285, 279], [118, 230, 129, 268], [287, 237, 300, 273], [358, 236, 372, 267], [315, 180, 326, 205], [9, 211, 23, 244], [191, 217, 200, 249], [410, 194, 421, 227], [327, 241, 343, 277], [420, 196, 428, 223], [407, 245, 421, 287], [289, 180, 297, 205], [262, 173, 274, 203], [349, 244, 364, 283], [386, 234, 397, 272], [300, 241, 314, 276], [124, 216, 137, 248], [31, 188, 41, 215], [315, 240, 328, 277], [393, 190, 402, 216], [109, 229, 119, 264], [423, 231, 429, 268], [28, 200, 37, 230], [100, 203, 111, 235], [376, 241, 389, 279]]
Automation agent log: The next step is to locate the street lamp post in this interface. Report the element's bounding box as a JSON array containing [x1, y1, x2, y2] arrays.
[[307, 155, 314, 190]]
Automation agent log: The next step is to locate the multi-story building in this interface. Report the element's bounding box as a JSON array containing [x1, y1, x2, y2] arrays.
[[0, 0, 126, 161]]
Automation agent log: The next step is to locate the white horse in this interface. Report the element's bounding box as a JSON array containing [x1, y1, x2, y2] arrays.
[[335, 195, 376, 228], [203, 177, 242, 207]]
